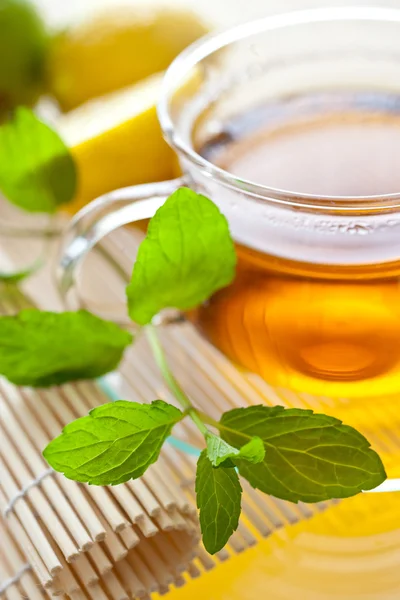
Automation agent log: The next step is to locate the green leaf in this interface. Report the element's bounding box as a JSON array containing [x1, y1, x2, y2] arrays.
[[44, 400, 183, 485], [196, 450, 242, 554], [0, 309, 132, 387], [0, 258, 42, 283], [235, 436, 265, 464], [0, 107, 77, 213], [206, 432, 265, 467], [0, 0, 48, 115], [126, 187, 236, 325], [219, 406, 386, 503]]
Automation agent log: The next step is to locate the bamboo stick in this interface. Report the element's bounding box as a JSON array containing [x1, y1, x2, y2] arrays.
[[69, 554, 98, 588], [126, 549, 158, 594], [114, 560, 146, 598], [0, 492, 53, 589], [54, 564, 81, 597], [118, 527, 140, 551], [0, 396, 93, 553], [136, 538, 175, 588], [101, 571, 129, 600], [2, 381, 107, 542], [0, 525, 44, 600], [0, 462, 62, 578]]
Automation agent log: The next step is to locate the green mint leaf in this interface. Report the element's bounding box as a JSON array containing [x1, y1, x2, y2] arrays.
[[0, 268, 34, 283], [126, 187, 236, 325], [0, 0, 48, 115], [44, 400, 183, 485], [0, 309, 132, 387], [0, 258, 42, 283], [0, 107, 77, 213], [206, 432, 265, 467], [235, 436, 265, 464], [206, 434, 238, 467], [195, 450, 242, 554], [219, 406, 386, 503]]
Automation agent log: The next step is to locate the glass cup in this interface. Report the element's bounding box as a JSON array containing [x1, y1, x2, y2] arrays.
[[57, 7, 400, 481]]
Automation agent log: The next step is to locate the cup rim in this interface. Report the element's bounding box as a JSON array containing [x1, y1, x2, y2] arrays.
[[158, 6, 400, 212]]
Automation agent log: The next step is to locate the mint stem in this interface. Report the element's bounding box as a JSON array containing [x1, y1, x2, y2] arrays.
[[145, 325, 208, 436], [196, 411, 221, 429], [197, 410, 252, 440]]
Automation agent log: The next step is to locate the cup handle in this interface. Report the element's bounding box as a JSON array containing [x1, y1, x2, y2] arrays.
[[57, 177, 185, 324]]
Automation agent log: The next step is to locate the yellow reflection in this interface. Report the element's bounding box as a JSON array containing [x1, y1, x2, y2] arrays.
[[163, 492, 400, 600]]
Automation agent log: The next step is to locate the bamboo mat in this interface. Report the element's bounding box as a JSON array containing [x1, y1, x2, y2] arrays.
[[0, 221, 396, 599], [0, 286, 200, 598]]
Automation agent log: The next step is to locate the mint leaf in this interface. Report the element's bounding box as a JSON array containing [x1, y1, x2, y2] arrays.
[[219, 406, 386, 503], [0, 258, 42, 283], [235, 436, 265, 464], [0, 269, 34, 283], [0, 107, 77, 213], [196, 450, 242, 554], [0, 0, 48, 115], [205, 434, 238, 467], [126, 187, 236, 325], [44, 400, 183, 485], [206, 432, 264, 467], [0, 309, 132, 386]]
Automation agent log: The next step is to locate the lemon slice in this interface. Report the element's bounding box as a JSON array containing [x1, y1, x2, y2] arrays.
[[58, 72, 177, 215], [47, 6, 209, 111]]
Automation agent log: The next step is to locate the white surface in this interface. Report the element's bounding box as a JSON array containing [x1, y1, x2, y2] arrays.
[[31, 0, 400, 30]]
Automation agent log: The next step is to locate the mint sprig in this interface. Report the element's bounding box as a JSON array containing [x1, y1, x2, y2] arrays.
[[0, 187, 386, 555]]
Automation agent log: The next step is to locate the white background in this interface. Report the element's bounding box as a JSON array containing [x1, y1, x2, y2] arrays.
[[31, 0, 400, 30]]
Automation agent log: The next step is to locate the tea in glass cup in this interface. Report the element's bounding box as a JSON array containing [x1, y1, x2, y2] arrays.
[[58, 7, 400, 419], [192, 96, 400, 400]]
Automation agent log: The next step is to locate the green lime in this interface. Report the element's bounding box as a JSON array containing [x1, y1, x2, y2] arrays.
[[0, 0, 48, 116]]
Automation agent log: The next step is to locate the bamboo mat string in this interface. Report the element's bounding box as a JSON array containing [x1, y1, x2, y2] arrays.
[[2, 469, 54, 517], [0, 563, 31, 595]]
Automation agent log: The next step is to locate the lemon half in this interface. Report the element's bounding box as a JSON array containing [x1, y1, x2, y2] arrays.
[[48, 7, 208, 112], [58, 72, 178, 214]]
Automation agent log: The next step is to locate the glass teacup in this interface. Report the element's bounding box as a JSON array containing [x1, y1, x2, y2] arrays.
[[58, 8, 400, 479]]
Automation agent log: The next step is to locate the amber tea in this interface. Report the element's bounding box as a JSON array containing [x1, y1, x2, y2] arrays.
[[192, 92, 400, 401]]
